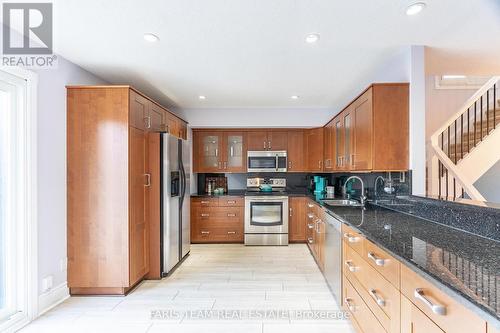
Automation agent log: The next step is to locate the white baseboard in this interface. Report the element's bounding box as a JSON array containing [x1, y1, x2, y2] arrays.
[[38, 282, 70, 316]]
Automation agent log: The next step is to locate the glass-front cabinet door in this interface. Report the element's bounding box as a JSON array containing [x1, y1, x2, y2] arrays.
[[224, 132, 246, 172], [334, 120, 344, 170], [344, 112, 352, 169], [198, 132, 222, 172]]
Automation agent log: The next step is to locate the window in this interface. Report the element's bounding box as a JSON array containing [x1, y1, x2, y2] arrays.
[[0, 69, 37, 331]]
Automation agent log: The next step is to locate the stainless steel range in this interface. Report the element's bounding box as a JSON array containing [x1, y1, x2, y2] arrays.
[[244, 178, 288, 246]]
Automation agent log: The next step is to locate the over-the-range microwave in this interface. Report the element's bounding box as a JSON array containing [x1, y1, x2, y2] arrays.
[[247, 151, 287, 172]]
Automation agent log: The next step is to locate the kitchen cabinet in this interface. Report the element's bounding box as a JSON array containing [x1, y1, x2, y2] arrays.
[[323, 120, 335, 171], [287, 130, 306, 172], [288, 197, 307, 242], [305, 199, 325, 270], [193, 131, 246, 173], [306, 128, 324, 171], [352, 88, 373, 170], [247, 130, 287, 151], [67, 86, 186, 295], [191, 196, 244, 243], [401, 296, 445, 333]]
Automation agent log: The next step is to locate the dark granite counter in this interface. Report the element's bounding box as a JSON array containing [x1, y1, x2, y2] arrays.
[[309, 195, 500, 326]]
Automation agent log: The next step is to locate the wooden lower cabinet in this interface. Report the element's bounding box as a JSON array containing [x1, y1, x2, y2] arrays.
[[289, 197, 307, 242], [305, 199, 325, 270], [340, 223, 488, 333], [191, 196, 244, 243]]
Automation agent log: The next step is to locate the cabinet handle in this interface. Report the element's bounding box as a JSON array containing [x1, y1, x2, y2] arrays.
[[307, 237, 313, 244], [268, 141, 271, 149], [227, 213, 236, 217], [367, 252, 386, 266], [264, 141, 267, 149], [223, 161, 227, 169], [201, 231, 210, 235], [230, 146, 234, 157], [288, 161, 292, 169], [227, 200, 236, 204], [201, 213, 210, 217], [344, 298, 356, 312], [218, 161, 222, 169], [215, 148, 218, 157], [343, 233, 360, 243], [307, 203, 314, 208], [144, 116, 151, 129], [307, 223, 314, 229], [201, 200, 210, 204], [307, 213, 314, 220], [144, 173, 151, 187], [318, 160, 322, 169], [369, 289, 386, 307], [289, 207, 292, 217], [344, 260, 358, 272], [227, 231, 236, 234], [414, 289, 446, 315]]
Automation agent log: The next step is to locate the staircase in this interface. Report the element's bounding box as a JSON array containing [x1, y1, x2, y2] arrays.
[[429, 76, 500, 201]]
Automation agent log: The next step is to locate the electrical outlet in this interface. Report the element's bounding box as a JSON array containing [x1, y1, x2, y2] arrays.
[[42, 275, 53, 293], [59, 258, 67, 272]]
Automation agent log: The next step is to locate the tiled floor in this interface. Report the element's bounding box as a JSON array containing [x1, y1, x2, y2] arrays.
[[20, 244, 354, 333]]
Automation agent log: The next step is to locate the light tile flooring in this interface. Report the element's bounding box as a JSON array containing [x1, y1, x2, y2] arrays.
[[20, 244, 354, 333]]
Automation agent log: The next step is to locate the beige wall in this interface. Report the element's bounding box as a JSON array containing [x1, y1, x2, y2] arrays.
[[425, 76, 475, 139]]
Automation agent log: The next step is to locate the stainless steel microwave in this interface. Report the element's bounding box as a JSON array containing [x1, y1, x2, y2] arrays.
[[247, 151, 287, 172]]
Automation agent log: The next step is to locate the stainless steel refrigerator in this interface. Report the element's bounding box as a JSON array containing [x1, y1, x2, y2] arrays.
[[161, 133, 190, 276]]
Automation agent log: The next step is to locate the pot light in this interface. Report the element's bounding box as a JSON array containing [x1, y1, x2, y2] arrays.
[[406, 2, 426, 16], [290, 95, 300, 100], [305, 33, 320, 44], [198, 95, 206, 100], [143, 33, 159, 42]]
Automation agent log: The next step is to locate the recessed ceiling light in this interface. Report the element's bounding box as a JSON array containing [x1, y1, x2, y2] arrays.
[[442, 75, 466, 79], [305, 33, 320, 44], [143, 33, 159, 42], [406, 2, 426, 16], [291, 95, 300, 100], [198, 95, 206, 100]]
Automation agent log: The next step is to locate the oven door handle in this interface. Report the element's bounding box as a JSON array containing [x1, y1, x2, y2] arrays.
[[245, 196, 289, 202], [275, 154, 279, 171]]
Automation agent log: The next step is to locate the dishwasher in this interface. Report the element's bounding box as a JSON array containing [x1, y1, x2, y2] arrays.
[[323, 209, 342, 305]]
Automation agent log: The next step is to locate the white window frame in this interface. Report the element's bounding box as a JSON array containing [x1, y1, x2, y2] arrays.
[[0, 66, 38, 332]]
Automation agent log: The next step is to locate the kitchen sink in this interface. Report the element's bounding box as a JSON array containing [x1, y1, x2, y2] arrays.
[[321, 199, 363, 207]]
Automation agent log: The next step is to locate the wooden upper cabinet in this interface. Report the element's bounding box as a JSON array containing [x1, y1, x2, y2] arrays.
[[323, 120, 335, 170], [179, 121, 188, 140], [223, 131, 246, 172], [247, 131, 268, 150], [130, 90, 150, 131], [333, 118, 344, 170], [195, 131, 223, 172], [268, 131, 287, 150], [306, 128, 324, 171], [353, 88, 373, 171], [149, 102, 165, 132], [342, 106, 354, 170], [287, 130, 305, 172]]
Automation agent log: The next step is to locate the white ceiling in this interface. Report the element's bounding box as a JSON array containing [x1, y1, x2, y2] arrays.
[[53, 0, 500, 111]]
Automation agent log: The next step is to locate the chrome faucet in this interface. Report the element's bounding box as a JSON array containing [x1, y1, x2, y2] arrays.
[[343, 176, 367, 206]]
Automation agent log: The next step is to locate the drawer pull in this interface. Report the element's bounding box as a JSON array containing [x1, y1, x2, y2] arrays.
[[343, 233, 360, 243], [344, 260, 358, 272], [307, 213, 314, 219], [307, 223, 315, 229], [201, 231, 210, 235], [226, 200, 236, 204], [369, 289, 386, 307], [307, 238, 313, 244], [344, 298, 356, 312], [200, 201, 210, 204], [227, 213, 236, 217], [307, 203, 314, 208], [227, 231, 236, 234], [367, 252, 386, 266], [201, 213, 210, 217], [414, 288, 446, 316]]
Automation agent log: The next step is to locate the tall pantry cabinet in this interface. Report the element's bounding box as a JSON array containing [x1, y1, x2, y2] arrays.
[[67, 85, 187, 295]]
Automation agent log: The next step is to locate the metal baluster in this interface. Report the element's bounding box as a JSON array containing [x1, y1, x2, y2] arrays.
[[480, 96, 483, 140], [474, 101, 477, 146], [487, 90, 490, 133], [494, 84, 497, 129], [454, 120, 457, 164], [467, 107, 470, 153]]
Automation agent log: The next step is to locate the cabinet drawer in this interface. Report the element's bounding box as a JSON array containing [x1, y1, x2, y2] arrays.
[[193, 207, 243, 223], [219, 196, 244, 207], [343, 275, 386, 333], [400, 264, 486, 333], [192, 226, 243, 243], [344, 243, 400, 333], [364, 239, 400, 289], [191, 197, 219, 207], [342, 224, 364, 254]]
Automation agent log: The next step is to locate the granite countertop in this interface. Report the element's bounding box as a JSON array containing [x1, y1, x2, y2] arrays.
[[309, 195, 500, 325]]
